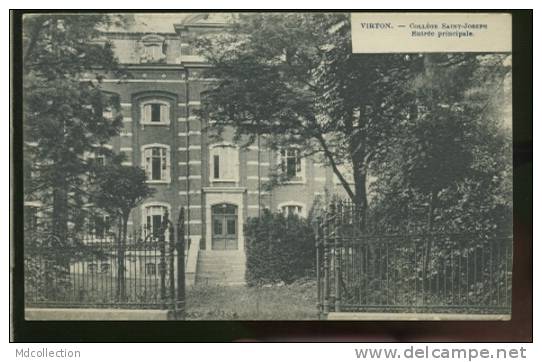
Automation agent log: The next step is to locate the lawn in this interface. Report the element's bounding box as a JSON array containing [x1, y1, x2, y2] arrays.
[[185, 279, 318, 320]]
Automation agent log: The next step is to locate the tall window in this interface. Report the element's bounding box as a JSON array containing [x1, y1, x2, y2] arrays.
[[95, 215, 110, 239], [86, 213, 111, 239], [142, 145, 170, 183], [143, 204, 169, 237], [85, 152, 107, 183], [279, 148, 304, 182], [210, 144, 239, 182], [140, 100, 170, 125], [101, 92, 119, 121]]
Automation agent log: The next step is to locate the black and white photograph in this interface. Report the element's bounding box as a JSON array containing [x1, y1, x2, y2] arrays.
[[16, 11, 518, 325]]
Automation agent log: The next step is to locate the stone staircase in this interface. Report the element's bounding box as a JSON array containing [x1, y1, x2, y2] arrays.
[[195, 250, 246, 285]]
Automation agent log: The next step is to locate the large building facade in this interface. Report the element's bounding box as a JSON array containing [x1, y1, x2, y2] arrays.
[[90, 14, 352, 284]]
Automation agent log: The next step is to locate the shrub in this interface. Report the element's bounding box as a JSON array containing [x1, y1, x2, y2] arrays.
[[244, 210, 315, 286]]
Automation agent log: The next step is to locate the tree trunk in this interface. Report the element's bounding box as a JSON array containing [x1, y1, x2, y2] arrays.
[[352, 164, 368, 231], [117, 214, 128, 302]]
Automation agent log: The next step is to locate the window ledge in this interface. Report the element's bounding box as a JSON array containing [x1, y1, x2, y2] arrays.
[[203, 186, 246, 193], [211, 179, 238, 183], [145, 179, 171, 185], [283, 180, 306, 185], [140, 121, 171, 126]]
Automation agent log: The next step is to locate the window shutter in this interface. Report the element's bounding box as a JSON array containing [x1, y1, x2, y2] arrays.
[[223, 147, 238, 180], [143, 104, 151, 122], [213, 154, 220, 179], [279, 150, 285, 173], [162, 148, 169, 181], [220, 148, 227, 179], [160, 104, 168, 123], [224, 147, 232, 179], [235, 148, 240, 181], [296, 151, 302, 173], [144, 148, 151, 179]]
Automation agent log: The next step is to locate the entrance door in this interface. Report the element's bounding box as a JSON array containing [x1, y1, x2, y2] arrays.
[[211, 203, 238, 250]]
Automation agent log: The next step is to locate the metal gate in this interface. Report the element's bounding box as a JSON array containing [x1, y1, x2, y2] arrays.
[[24, 208, 188, 319], [315, 200, 513, 319]]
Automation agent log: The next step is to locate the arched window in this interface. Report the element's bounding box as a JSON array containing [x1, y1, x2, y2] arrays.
[[209, 143, 239, 182], [141, 144, 170, 183], [278, 202, 306, 217], [140, 99, 170, 125]]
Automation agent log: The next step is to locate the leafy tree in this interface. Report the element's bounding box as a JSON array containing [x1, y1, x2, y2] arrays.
[[370, 53, 512, 234], [92, 155, 154, 300], [23, 14, 126, 241], [194, 13, 423, 228]]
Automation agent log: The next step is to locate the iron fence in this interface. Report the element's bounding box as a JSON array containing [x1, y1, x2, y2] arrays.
[[315, 201, 513, 317], [24, 209, 187, 316]]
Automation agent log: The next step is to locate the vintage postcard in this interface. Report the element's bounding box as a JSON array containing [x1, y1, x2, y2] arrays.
[[18, 12, 513, 322]]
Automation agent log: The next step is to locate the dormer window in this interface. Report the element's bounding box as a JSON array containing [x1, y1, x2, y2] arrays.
[[140, 100, 170, 125]]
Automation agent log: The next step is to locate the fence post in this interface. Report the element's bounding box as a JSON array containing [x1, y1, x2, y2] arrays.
[[323, 211, 330, 316], [313, 217, 322, 319], [334, 201, 342, 313], [43, 235, 55, 302], [117, 230, 126, 302], [159, 211, 168, 308], [168, 216, 176, 311], [175, 207, 186, 320]]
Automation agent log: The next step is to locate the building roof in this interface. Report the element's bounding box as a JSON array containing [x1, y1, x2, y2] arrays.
[[105, 13, 229, 34]]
